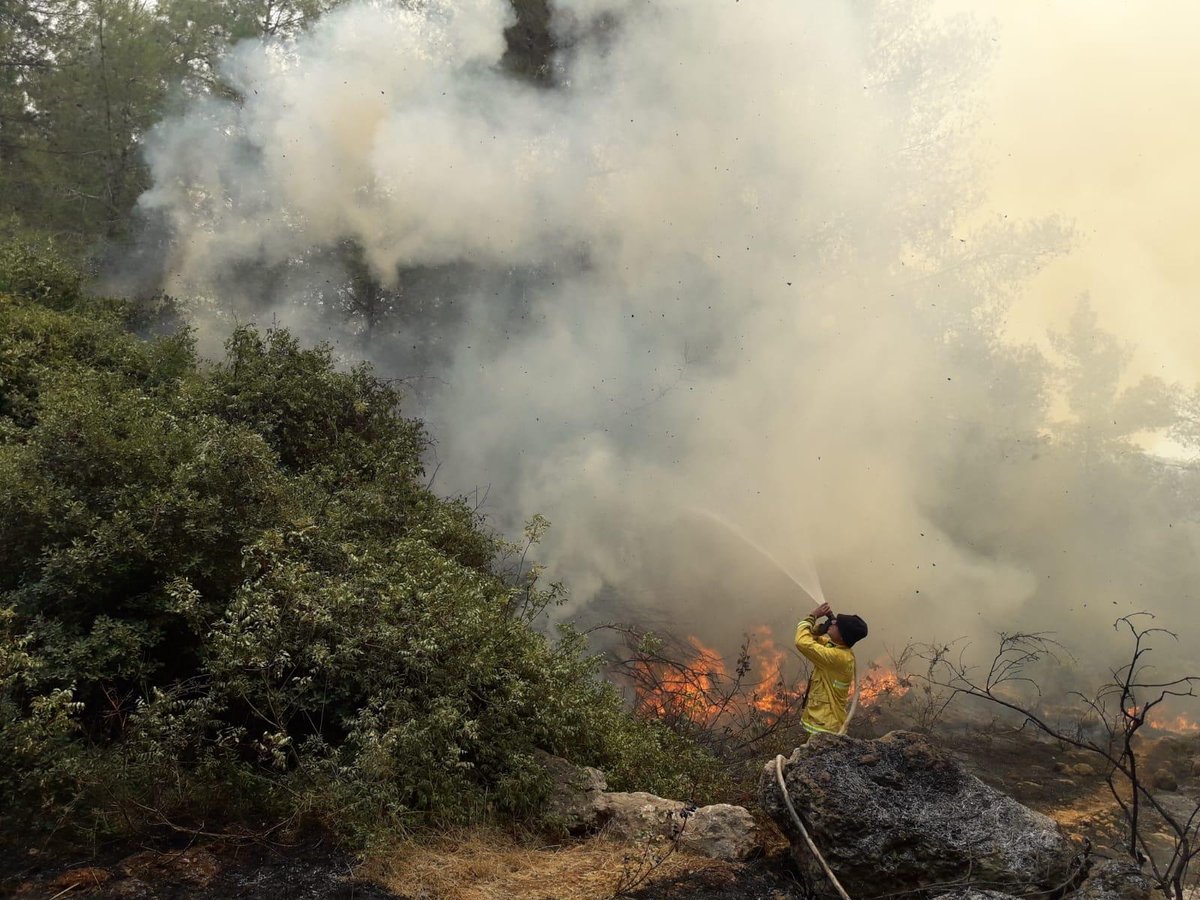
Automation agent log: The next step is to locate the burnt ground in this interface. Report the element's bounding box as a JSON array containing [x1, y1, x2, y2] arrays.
[[933, 719, 1200, 863], [2, 839, 399, 899], [7, 719, 1198, 899], [626, 854, 809, 900]]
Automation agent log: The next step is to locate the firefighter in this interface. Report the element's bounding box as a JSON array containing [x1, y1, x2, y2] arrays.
[[795, 602, 869, 737]]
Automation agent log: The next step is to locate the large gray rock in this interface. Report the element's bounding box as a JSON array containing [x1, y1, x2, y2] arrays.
[[535, 750, 607, 833], [535, 753, 762, 860], [678, 804, 761, 862], [759, 731, 1086, 898]]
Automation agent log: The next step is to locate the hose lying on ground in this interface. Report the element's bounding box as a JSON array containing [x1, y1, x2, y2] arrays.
[[773, 753, 853, 900]]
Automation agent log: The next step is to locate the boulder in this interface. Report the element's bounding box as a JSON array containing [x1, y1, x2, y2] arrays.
[[760, 731, 1086, 898], [1075, 861, 1153, 900], [594, 793, 762, 861], [534, 753, 762, 860], [535, 750, 607, 833], [678, 804, 761, 861], [1069, 762, 1097, 777], [595, 791, 686, 840]]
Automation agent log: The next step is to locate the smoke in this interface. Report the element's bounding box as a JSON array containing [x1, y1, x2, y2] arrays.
[[952, 0, 1200, 389], [134, 0, 1200, 689]]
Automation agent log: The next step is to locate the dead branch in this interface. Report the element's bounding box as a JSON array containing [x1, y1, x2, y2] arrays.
[[916, 612, 1200, 900]]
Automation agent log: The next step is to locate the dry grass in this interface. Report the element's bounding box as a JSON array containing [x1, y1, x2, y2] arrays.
[[360, 828, 733, 900]]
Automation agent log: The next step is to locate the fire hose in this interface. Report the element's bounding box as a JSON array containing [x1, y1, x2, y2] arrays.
[[841, 660, 858, 735], [773, 753, 853, 900]]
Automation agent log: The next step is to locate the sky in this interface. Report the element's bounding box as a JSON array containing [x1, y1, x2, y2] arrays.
[[134, 0, 1200, 708]]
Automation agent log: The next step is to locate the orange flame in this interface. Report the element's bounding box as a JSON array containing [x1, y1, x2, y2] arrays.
[[747, 626, 802, 716], [1121, 703, 1198, 734], [1146, 711, 1200, 734], [629, 630, 908, 724], [858, 667, 909, 706], [634, 635, 729, 723]]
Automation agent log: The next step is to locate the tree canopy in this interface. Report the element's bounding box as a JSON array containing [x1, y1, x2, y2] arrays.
[[0, 0, 551, 252]]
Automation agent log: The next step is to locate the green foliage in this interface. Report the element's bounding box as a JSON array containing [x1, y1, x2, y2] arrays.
[[0, 245, 719, 848], [0, 241, 86, 309], [0, 0, 348, 250], [1, 1, 183, 244], [163, 0, 348, 96], [0, 607, 90, 835], [0, 1, 548, 258]]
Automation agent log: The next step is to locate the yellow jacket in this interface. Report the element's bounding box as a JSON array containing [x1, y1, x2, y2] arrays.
[[794, 616, 856, 735]]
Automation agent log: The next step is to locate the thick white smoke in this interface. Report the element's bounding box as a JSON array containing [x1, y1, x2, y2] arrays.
[[137, 0, 1200, 694]]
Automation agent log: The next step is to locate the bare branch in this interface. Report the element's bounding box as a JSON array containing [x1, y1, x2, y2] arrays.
[[917, 614, 1200, 899]]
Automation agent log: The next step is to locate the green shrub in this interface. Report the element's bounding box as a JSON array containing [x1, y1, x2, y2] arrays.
[[0, 244, 720, 848], [0, 242, 85, 310]]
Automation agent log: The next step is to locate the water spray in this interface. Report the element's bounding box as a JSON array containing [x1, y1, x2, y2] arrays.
[[686, 507, 826, 605]]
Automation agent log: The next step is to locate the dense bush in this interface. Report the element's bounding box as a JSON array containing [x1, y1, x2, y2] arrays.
[[0, 244, 720, 848]]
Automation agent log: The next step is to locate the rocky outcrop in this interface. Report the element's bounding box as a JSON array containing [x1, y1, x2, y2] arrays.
[[759, 731, 1087, 898], [593, 792, 762, 861], [537, 753, 761, 861]]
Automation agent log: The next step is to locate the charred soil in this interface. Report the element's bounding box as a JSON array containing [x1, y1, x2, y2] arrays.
[[3, 837, 399, 899]]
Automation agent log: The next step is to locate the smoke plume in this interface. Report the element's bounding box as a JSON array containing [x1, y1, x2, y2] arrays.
[[135, 0, 1200, 693]]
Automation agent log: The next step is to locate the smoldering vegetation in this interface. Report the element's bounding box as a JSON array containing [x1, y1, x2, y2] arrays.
[[127, 0, 1200, 693]]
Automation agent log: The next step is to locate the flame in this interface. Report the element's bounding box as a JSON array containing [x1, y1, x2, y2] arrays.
[[857, 667, 909, 706], [1146, 711, 1200, 734], [1121, 704, 1199, 733], [747, 626, 801, 716], [634, 635, 729, 724], [628, 629, 907, 724]]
